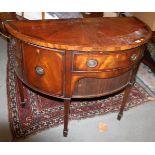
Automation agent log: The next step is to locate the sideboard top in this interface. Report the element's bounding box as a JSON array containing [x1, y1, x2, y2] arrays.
[[5, 17, 152, 51]]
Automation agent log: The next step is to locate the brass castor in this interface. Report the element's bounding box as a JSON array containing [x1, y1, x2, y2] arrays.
[[117, 113, 123, 121], [63, 130, 68, 137]]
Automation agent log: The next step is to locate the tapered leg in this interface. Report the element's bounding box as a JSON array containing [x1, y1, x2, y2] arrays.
[[117, 83, 133, 120], [117, 64, 140, 120], [63, 99, 71, 137], [17, 76, 26, 108]]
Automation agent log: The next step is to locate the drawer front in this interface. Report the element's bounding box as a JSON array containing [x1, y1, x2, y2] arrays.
[[22, 43, 64, 96], [73, 47, 143, 72], [73, 69, 132, 98]]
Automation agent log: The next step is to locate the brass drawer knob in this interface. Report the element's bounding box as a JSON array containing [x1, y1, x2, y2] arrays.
[[87, 59, 98, 68], [35, 66, 44, 75], [130, 54, 137, 61]]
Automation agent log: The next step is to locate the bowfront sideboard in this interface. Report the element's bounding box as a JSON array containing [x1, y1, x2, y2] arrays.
[[4, 17, 152, 137]]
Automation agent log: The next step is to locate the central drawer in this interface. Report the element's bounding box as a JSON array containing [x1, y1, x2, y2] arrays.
[[73, 47, 143, 72]]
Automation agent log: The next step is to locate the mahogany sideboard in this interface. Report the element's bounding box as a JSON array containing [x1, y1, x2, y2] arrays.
[[4, 17, 152, 137]]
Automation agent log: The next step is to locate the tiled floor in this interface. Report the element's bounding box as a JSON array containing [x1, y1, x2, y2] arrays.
[[0, 37, 155, 142]]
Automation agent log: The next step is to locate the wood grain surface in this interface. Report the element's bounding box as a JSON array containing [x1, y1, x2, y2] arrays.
[[5, 17, 152, 51], [6, 17, 152, 136]]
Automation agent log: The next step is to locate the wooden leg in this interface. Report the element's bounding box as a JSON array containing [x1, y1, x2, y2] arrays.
[[117, 83, 133, 120], [17, 76, 26, 108], [63, 98, 71, 137], [117, 64, 139, 120]]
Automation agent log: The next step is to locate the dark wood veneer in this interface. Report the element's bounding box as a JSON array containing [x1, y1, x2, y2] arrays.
[[4, 17, 152, 137]]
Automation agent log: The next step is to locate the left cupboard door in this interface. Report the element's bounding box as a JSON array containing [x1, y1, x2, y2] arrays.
[[21, 42, 64, 97]]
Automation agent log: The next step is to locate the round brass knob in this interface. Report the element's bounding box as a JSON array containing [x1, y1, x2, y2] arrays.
[[86, 59, 98, 68], [35, 66, 45, 75], [130, 54, 137, 61]]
